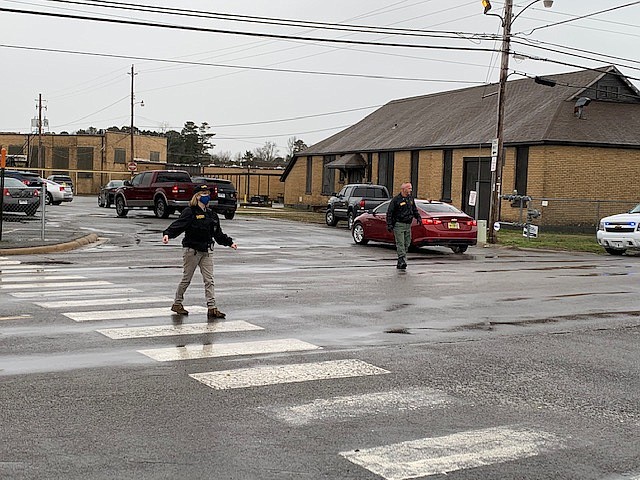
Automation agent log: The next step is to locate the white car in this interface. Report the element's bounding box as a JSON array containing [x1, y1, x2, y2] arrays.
[[44, 179, 73, 205], [596, 203, 640, 255]]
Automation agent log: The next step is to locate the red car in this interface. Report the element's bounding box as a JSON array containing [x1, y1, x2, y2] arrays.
[[352, 199, 477, 254]]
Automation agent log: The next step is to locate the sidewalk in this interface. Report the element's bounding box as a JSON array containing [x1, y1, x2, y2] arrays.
[[0, 228, 98, 255]]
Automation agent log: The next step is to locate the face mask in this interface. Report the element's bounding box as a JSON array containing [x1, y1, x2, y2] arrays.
[[199, 195, 210, 205]]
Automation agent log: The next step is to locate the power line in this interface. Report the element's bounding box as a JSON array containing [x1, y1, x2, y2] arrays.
[[0, 43, 490, 84], [0, 6, 500, 51]]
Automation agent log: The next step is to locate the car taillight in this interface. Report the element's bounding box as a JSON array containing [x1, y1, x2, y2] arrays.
[[422, 218, 442, 225], [172, 185, 178, 194], [468, 220, 477, 226], [359, 199, 366, 208], [60, 186, 65, 191], [213, 186, 218, 198], [22, 180, 29, 185], [33, 189, 39, 196], [3, 188, 10, 196]]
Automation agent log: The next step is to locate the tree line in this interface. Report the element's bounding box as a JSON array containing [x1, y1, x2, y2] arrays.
[[75, 122, 307, 167]]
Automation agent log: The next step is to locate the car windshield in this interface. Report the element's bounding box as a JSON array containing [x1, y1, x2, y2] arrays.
[[629, 203, 640, 214], [109, 180, 124, 188], [416, 201, 463, 214]]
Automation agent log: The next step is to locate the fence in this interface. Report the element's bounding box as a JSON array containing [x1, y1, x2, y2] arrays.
[[500, 197, 639, 233], [0, 182, 47, 245]]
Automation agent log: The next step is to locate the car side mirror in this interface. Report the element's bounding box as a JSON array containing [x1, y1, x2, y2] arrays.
[[123, 180, 132, 187]]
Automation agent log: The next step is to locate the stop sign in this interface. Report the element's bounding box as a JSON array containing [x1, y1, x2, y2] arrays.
[[127, 161, 137, 172]]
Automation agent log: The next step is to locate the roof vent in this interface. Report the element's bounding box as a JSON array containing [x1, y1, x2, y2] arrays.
[[574, 97, 591, 119]]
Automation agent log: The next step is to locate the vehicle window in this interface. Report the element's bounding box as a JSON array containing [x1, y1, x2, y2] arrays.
[[630, 203, 640, 214], [373, 201, 390, 214], [374, 188, 387, 198], [131, 173, 144, 186], [416, 201, 462, 214], [338, 186, 348, 196], [140, 172, 153, 187], [3, 177, 24, 187], [353, 187, 366, 196], [160, 172, 191, 183]]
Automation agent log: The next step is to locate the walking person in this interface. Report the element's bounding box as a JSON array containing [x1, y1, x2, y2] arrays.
[[162, 184, 237, 319], [386, 182, 421, 270]]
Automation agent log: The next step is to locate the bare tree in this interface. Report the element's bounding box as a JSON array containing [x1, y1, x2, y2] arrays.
[[254, 141, 279, 163]]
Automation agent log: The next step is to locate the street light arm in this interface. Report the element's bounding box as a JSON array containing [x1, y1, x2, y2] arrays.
[[512, 0, 552, 23]]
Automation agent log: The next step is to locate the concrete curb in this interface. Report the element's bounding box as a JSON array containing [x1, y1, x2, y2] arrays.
[[0, 233, 100, 256]]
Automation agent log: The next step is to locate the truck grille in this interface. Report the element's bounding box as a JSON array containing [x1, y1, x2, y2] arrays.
[[605, 222, 636, 233]]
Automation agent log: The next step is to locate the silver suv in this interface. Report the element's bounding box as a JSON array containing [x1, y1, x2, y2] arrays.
[[596, 203, 640, 255]]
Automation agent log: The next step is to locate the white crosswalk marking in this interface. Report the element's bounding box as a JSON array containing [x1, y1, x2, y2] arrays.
[[340, 426, 566, 480], [97, 320, 264, 339], [35, 296, 172, 309], [0, 281, 112, 290], [190, 359, 389, 390], [63, 305, 207, 322], [0, 265, 45, 270], [0, 314, 32, 321], [139, 338, 321, 362], [268, 387, 456, 426], [0, 259, 21, 265], [0, 275, 86, 283], [10, 288, 142, 298]]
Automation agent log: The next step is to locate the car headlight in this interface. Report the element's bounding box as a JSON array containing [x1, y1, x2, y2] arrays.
[[598, 221, 604, 231]]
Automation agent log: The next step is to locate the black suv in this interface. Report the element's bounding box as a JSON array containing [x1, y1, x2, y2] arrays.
[[192, 177, 238, 219], [3, 170, 45, 188]]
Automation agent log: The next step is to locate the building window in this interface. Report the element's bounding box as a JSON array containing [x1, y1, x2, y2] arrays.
[[305, 156, 313, 194], [77, 147, 94, 178], [8, 145, 23, 155], [366, 153, 372, 182], [599, 85, 619, 100], [322, 155, 336, 195], [441, 149, 453, 202], [514, 146, 529, 196], [378, 151, 394, 194], [150, 151, 160, 162], [52, 147, 70, 170], [410, 150, 420, 196], [114, 148, 126, 164]]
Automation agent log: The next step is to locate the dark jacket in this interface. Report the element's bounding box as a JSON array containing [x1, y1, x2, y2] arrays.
[[387, 193, 421, 229], [163, 206, 233, 252]]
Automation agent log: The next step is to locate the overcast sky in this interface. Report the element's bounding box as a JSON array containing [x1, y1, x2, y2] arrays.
[[1, 0, 639, 158]]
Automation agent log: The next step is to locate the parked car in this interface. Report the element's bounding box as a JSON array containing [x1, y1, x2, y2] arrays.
[[47, 174, 74, 194], [352, 199, 478, 254], [1, 177, 40, 216], [326, 184, 390, 229], [3, 170, 45, 188], [191, 176, 238, 219], [596, 203, 640, 255], [98, 179, 125, 208], [44, 179, 73, 205]]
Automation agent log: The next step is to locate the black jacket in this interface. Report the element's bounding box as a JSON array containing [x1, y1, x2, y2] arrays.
[[163, 206, 233, 252], [386, 193, 421, 229]]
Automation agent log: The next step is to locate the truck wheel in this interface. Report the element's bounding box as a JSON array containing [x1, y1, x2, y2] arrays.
[[325, 209, 338, 227], [451, 245, 468, 254], [352, 222, 369, 245], [224, 211, 235, 220], [154, 198, 170, 219], [347, 211, 356, 230], [115, 196, 128, 217], [97, 195, 105, 207], [605, 247, 626, 256]]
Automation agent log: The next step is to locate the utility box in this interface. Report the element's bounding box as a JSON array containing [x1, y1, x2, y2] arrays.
[[477, 220, 487, 245]]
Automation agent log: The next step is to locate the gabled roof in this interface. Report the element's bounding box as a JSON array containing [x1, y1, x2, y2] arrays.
[[302, 66, 640, 155]]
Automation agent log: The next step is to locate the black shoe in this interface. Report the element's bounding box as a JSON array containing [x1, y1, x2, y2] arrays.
[[171, 303, 189, 315], [397, 256, 407, 269]]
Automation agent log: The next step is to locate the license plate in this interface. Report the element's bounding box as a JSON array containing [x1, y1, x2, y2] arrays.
[[448, 222, 459, 229], [218, 193, 226, 198], [611, 241, 623, 248], [19, 200, 28, 205]]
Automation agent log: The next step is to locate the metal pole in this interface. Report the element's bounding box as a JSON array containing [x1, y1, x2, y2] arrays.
[[38, 93, 43, 172], [488, 0, 513, 243], [40, 183, 45, 240], [0, 148, 5, 241], [130, 64, 135, 164]]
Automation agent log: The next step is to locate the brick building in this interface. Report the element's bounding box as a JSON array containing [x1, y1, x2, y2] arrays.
[[0, 131, 167, 194], [281, 66, 640, 228]]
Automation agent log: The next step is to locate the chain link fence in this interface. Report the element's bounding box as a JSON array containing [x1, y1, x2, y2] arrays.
[[500, 197, 639, 233], [0, 181, 48, 246]]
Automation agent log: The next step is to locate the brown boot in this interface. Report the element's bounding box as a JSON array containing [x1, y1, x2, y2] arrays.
[[207, 307, 226, 319], [171, 303, 189, 315]]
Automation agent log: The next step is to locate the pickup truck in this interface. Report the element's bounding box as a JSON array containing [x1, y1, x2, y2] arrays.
[[114, 170, 197, 218], [326, 183, 390, 229]]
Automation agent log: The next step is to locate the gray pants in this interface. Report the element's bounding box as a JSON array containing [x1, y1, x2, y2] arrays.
[[174, 248, 216, 308], [393, 222, 412, 259]]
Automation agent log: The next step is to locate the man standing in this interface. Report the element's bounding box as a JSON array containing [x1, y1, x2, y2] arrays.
[[386, 182, 421, 269]]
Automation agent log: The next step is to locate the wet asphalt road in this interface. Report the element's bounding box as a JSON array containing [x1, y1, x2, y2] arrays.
[[1, 197, 639, 480]]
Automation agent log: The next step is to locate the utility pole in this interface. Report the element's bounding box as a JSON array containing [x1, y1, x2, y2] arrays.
[[129, 64, 136, 164], [487, 0, 513, 243], [38, 93, 43, 173]]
